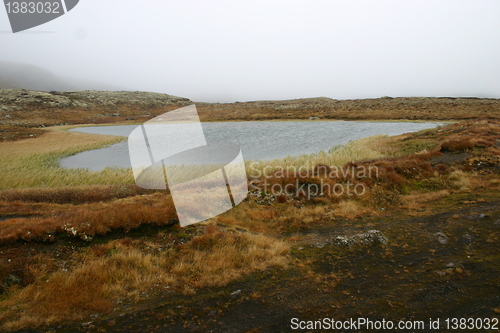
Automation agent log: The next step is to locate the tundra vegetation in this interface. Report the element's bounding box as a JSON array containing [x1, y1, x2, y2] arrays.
[[0, 91, 499, 331]]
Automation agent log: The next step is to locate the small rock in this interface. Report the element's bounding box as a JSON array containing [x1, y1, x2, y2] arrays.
[[462, 233, 474, 244], [308, 117, 320, 120], [467, 214, 488, 220], [366, 230, 388, 245], [494, 220, 500, 226], [435, 232, 448, 245], [331, 230, 388, 248], [230, 290, 242, 299], [332, 235, 355, 247], [314, 242, 326, 249], [255, 194, 275, 205]]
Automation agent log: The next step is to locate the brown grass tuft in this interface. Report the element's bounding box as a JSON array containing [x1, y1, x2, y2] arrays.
[[0, 230, 289, 331], [0, 185, 156, 204], [0, 193, 178, 243], [333, 200, 375, 219]]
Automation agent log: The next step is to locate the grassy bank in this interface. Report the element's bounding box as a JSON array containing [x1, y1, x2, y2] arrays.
[[0, 129, 132, 189]]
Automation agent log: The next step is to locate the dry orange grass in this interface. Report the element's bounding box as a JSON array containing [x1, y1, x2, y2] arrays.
[[0, 200, 65, 217], [2, 129, 118, 154], [440, 136, 496, 152], [448, 170, 473, 190], [214, 201, 329, 234], [0, 193, 177, 243], [333, 200, 375, 219], [401, 190, 451, 210], [0, 185, 155, 204], [0, 227, 289, 331]]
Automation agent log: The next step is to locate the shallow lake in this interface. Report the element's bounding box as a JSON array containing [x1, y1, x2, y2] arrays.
[[60, 121, 442, 171]]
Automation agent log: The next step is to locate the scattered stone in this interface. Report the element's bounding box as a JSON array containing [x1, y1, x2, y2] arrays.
[[331, 230, 388, 248], [358, 230, 388, 246], [494, 220, 500, 226], [308, 117, 320, 120], [461, 233, 474, 244], [466, 213, 488, 220], [332, 235, 356, 248], [230, 290, 242, 299], [314, 242, 327, 249], [435, 232, 449, 245], [255, 194, 275, 205], [81, 234, 93, 242]]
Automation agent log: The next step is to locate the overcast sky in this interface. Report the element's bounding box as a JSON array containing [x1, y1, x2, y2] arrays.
[[1, 0, 499, 102]]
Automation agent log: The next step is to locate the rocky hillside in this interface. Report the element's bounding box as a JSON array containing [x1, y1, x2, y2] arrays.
[[0, 89, 192, 127], [196, 96, 500, 121], [1, 89, 500, 131]]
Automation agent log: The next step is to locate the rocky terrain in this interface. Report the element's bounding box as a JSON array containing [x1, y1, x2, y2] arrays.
[[196, 96, 500, 121], [0, 89, 191, 135], [0, 90, 190, 110], [1, 90, 500, 131]]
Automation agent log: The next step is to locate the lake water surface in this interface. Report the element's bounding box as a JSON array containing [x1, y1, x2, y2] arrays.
[[60, 121, 441, 171]]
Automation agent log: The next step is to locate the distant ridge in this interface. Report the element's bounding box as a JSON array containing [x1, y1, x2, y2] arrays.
[[1, 88, 499, 129], [0, 61, 125, 92]]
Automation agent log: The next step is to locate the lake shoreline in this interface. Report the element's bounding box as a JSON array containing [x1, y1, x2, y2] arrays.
[[59, 120, 442, 170]]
